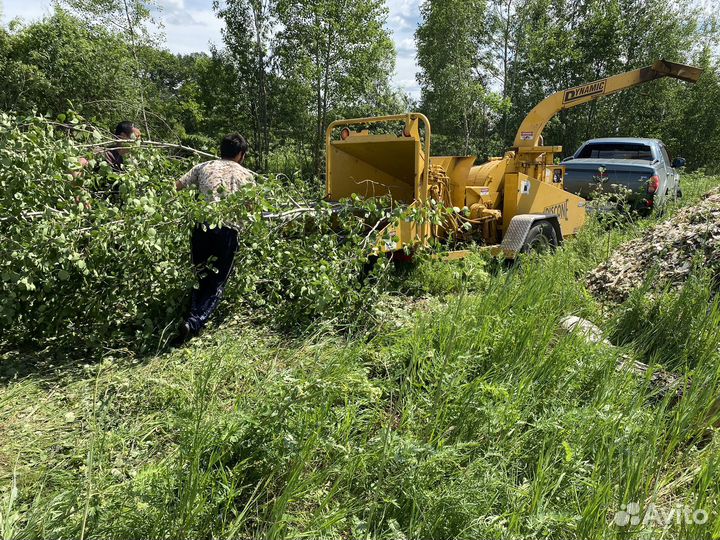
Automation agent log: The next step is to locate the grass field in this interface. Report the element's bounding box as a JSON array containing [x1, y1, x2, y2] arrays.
[[2, 174, 720, 539]]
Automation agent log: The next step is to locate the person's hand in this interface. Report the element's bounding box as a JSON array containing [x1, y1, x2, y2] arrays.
[[71, 157, 90, 179]]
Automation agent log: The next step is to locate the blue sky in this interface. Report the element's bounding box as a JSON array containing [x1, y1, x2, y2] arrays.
[[0, 0, 422, 96]]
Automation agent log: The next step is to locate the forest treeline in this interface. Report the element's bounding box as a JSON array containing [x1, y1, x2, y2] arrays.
[[1, 0, 718, 174]]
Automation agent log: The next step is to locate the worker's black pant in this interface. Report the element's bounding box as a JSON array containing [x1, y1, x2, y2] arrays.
[[186, 224, 238, 333]]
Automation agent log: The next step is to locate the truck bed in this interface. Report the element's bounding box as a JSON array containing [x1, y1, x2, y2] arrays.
[[563, 158, 657, 200]]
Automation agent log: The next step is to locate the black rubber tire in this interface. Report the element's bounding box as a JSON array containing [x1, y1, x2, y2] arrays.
[[359, 255, 379, 283], [636, 204, 652, 218], [521, 220, 558, 254]]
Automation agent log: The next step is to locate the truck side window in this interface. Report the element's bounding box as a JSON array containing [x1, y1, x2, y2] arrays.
[[660, 145, 671, 166]]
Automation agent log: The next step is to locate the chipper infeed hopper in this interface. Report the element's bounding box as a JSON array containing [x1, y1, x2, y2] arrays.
[[325, 113, 476, 254]]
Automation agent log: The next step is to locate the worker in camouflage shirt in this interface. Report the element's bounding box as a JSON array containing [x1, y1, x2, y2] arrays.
[[174, 133, 256, 343]]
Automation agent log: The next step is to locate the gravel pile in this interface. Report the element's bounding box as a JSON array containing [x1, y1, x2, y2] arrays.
[[587, 189, 720, 302]]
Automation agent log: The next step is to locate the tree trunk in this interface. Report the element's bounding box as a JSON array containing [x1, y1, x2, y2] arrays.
[[312, 14, 324, 179], [463, 110, 470, 155], [252, 1, 269, 171], [504, 1, 523, 146], [318, 23, 332, 178], [122, 0, 151, 139], [500, 0, 511, 142]]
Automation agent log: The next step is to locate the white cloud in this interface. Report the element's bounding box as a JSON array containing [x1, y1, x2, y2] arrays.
[[395, 37, 415, 53], [1, 0, 52, 24], [157, 0, 185, 10], [386, 0, 421, 97], [389, 0, 419, 22], [158, 8, 225, 52]]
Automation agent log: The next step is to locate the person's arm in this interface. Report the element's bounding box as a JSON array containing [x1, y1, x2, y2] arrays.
[[67, 157, 92, 208], [176, 166, 197, 191]]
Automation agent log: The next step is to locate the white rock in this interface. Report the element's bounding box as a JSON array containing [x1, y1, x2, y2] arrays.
[[559, 315, 611, 345]]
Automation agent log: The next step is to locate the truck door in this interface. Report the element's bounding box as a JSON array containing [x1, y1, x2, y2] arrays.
[[659, 143, 677, 196]]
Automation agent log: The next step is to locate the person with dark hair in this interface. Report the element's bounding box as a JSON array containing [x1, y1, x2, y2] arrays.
[[101, 121, 142, 172], [77, 120, 141, 173], [114, 120, 136, 138], [74, 120, 142, 203], [174, 133, 255, 343]]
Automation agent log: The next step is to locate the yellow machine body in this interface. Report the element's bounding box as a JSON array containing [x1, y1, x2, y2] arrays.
[[325, 60, 702, 256]]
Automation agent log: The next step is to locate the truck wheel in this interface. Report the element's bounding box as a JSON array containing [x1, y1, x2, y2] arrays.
[[521, 220, 558, 254]]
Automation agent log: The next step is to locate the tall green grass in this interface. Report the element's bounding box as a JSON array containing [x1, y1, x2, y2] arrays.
[[2, 174, 720, 539]]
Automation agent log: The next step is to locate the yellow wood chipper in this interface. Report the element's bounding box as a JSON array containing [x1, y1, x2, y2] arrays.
[[325, 59, 702, 258]]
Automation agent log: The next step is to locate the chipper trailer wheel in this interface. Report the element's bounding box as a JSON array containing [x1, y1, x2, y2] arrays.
[[521, 220, 559, 254], [499, 214, 562, 258]]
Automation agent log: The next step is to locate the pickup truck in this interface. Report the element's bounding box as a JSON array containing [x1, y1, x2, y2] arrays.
[[562, 137, 686, 211]]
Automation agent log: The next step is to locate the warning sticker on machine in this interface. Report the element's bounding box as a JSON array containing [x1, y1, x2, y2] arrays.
[[520, 180, 531, 194], [520, 131, 534, 141], [480, 187, 490, 196]]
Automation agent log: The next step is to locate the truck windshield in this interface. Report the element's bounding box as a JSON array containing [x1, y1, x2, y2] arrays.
[[576, 142, 653, 160]]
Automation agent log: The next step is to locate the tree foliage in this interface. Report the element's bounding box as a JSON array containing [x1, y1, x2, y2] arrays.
[[276, 0, 397, 175], [6, 1, 717, 174], [416, 0, 720, 169], [217, 0, 401, 176], [0, 12, 138, 118], [215, 0, 277, 171], [0, 4, 403, 178], [416, 0, 506, 156], [503, 0, 710, 158]]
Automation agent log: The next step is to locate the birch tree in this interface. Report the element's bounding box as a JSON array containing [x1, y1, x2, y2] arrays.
[[275, 0, 396, 176]]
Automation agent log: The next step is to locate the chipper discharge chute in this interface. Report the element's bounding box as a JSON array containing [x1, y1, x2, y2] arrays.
[[325, 60, 702, 258]]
